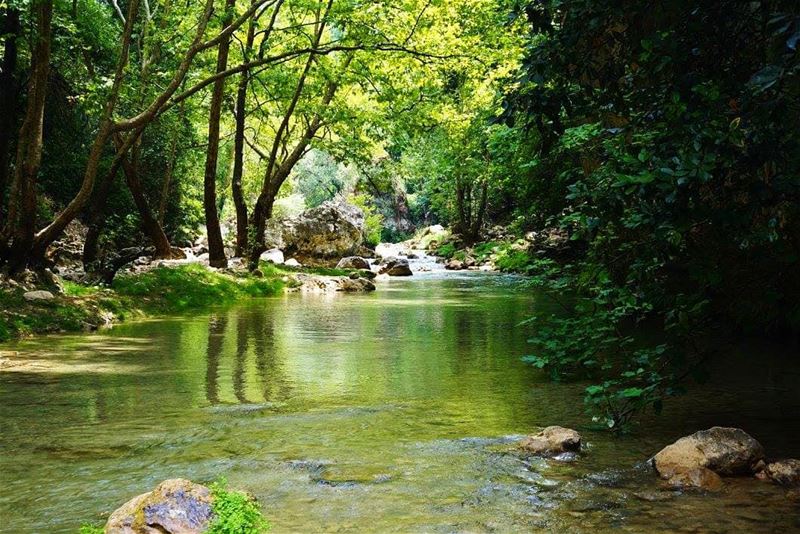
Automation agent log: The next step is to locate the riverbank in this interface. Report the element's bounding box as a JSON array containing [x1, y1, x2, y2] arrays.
[[0, 262, 367, 343]]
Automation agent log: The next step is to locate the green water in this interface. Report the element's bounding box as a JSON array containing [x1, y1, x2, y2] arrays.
[[1, 272, 799, 532]]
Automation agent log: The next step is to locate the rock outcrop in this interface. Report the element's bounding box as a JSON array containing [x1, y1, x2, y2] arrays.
[[652, 427, 765, 489], [378, 257, 412, 277], [336, 256, 371, 270], [519, 426, 582, 457], [278, 201, 365, 259], [105, 479, 214, 534]]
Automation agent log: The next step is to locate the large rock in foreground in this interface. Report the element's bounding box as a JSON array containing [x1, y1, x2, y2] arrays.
[[106, 479, 214, 534], [281, 201, 365, 259], [519, 426, 581, 457], [652, 427, 765, 489]]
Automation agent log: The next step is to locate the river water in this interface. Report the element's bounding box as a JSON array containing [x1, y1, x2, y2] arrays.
[[1, 271, 799, 532]]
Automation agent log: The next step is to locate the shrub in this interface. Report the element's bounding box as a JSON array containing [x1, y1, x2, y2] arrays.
[[208, 479, 270, 534]]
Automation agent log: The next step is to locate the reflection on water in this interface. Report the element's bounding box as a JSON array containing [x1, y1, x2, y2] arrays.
[[0, 272, 799, 533]]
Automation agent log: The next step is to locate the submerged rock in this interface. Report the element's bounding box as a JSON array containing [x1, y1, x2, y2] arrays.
[[765, 459, 800, 487], [105, 478, 214, 534], [379, 257, 412, 277], [657, 465, 724, 491], [336, 256, 371, 270], [519, 426, 582, 457]]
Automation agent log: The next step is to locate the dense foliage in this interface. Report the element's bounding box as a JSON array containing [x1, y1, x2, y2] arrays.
[[501, 0, 800, 428]]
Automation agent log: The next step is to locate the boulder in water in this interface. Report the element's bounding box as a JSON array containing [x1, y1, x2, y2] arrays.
[[652, 427, 766, 490], [338, 277, 376, 292], [336, 256, 371, 270], [379, 257, 412, 277], [105, 478, 214, 534], [652, 427, 765, 479], [519, 426, 582, 456]]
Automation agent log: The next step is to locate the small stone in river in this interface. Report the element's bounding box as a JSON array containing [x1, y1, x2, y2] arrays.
[[519, 426, 582, 457], [633, 490, 676, 502], [765, 459, 800, 487], [552, 451, 579, 462]]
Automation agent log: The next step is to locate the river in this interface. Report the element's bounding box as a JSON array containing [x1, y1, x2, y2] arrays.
[[1, 270, 799, 532]]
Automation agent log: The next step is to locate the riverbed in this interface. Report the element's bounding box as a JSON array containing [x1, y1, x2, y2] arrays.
[[1, 271, 799, 532]]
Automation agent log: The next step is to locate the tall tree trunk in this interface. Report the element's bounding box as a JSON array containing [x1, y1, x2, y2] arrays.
[[2, 0, 53, 273], [116, 136, 173, 258], [231, 13, 256, 257], [202, 0, 236, 268], [0, 7, 20, 225]]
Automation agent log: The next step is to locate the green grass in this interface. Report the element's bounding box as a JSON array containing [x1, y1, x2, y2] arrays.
[[78, 525, 104, 534], [0, 287, 125, 343], [112, 264, 283, 312], [1, 264, 289, 343]]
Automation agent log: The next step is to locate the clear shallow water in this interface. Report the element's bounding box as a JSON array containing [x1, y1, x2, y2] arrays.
[[1, 271, 799, 533]]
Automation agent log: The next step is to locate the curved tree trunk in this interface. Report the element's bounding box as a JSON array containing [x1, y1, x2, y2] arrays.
[[202, 0, 237, 269], [117, 139, 173, 258]]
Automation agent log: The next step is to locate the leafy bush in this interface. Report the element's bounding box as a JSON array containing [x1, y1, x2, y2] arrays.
[[434, 243, 457, 258], [208, 479, 270, 534], [349, 194, 384, 247]]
